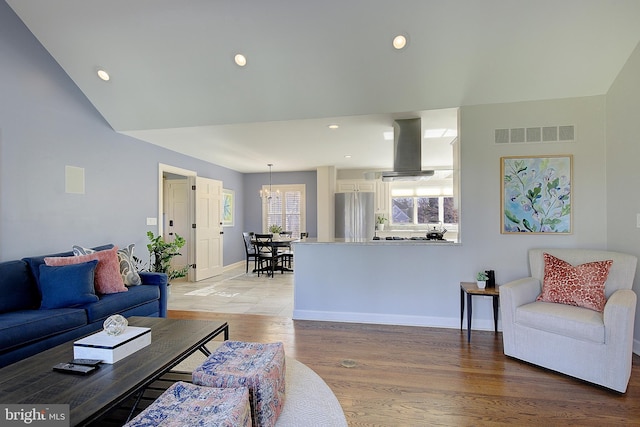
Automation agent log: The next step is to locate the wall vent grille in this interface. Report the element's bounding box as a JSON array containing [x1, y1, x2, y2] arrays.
[[495, 125, 575, 144]]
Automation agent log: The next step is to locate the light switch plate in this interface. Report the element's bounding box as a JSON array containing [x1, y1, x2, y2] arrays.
[[146, 217, 157, 226]]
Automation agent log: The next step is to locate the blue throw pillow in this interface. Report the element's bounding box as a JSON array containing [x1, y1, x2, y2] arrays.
[[39, 260, 100, 309]]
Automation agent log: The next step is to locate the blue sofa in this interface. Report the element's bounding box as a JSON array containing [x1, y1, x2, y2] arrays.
[[0, 244, 168, 368]]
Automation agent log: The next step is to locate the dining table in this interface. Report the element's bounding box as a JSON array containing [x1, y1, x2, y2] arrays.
[[252, 236, 297, 275]]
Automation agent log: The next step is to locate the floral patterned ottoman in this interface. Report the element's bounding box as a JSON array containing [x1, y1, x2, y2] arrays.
[[124, 381, 251, 427], [192, 341, 286, 427]]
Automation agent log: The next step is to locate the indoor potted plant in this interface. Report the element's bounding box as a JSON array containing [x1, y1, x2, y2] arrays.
[[476, 271, 488, 289], [142, 231, 190, 281], [376, 215, 387, 231], [268, 224, 283, 234]]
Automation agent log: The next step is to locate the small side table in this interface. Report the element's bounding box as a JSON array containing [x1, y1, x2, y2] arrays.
[[460, 282, 500, 343]]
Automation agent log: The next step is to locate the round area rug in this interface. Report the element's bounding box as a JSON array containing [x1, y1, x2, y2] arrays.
[[275, 358, 347, 427], [174, 353, 347, 427]]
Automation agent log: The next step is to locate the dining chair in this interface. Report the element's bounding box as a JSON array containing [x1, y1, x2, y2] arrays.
[[254, 233, 284, 277], [242, 232, 258, 273], [279, 232, 294, 269]]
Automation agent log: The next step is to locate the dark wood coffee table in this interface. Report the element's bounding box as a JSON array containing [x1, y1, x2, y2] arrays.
[[0, 317, 228, 426]]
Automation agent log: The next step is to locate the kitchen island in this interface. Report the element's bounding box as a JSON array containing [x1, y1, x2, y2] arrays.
[[292, 238, 501, 332]]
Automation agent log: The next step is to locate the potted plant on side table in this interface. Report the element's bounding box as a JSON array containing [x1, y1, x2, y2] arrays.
[[476, 271, 488, 289]]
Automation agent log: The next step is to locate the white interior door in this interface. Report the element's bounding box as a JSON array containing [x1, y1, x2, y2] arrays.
[[164, 179, 190, 269], [191, 176, 224, 280]]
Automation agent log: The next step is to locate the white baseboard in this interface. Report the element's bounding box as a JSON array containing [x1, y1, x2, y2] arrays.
[[292, 309, 501, 332], [224, 261, 245, 271]]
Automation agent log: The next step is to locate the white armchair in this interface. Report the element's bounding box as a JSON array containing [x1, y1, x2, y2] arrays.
[[500, 248, 637, 392]]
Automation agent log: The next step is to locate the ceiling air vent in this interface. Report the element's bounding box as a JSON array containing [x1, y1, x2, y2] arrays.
[[495, 125, 575, 144]]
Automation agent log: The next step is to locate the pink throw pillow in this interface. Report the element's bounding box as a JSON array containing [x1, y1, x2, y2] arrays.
[[45, 246, 127, 294], [536, 253, 612, 312]]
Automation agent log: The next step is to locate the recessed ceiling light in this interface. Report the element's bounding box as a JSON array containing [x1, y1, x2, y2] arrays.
[[234, 54, 247, 67], [392, 34, 408, 50], [328, 124, 339, 129], [344, 155, 352, 159], [97, 69, 110, 81]]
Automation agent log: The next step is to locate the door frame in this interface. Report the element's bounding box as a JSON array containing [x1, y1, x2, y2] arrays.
[[158, 163, 197, 281]]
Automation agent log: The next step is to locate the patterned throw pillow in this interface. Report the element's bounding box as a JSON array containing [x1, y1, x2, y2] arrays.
[[72, 245, 95, 256], [46, 246, 127, 294], [118, 244, 141, 286], [536, 253, 613, 312], [74, 244, 141, 286]]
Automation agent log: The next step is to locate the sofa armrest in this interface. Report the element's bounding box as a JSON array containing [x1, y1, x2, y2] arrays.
[[604, 289, 637, 340], [499, 277, 541, 355], [500, 277, 541, 309], [602, 289, 637, 389], [139, 272, 168, 318]]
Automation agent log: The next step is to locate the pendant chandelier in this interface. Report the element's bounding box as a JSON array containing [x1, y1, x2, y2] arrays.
[[259, 163, 280, 200]]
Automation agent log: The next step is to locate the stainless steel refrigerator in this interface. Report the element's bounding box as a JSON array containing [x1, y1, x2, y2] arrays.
[[335, 192, 375, 241]]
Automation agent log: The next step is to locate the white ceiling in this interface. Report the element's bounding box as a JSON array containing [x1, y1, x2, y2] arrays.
[[7, 0, 640, 173]]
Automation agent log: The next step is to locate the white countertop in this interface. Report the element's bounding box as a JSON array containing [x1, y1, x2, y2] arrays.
[[293, 237, 458, 245]]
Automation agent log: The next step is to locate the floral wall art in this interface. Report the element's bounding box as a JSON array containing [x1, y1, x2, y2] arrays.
[[222, 189, 234, 227], [501, 155, 572, 234]]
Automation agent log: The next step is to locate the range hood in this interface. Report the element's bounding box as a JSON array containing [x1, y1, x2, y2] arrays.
[[380, 118, 434, 182]]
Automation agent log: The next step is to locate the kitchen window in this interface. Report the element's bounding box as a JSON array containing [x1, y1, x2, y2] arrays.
[[389, 172, 458, 229], [391, 196, 457, 225]]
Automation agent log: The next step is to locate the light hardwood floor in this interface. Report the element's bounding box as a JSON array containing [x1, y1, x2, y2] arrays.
[[168, 266, 640, 426]]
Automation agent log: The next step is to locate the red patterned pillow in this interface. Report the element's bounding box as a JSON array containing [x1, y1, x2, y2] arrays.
[[45, 246, 127, 294], [537, 253, 612, 312]]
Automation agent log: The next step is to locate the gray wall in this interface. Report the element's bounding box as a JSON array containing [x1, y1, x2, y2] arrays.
[[606, 41, 640, 349], [460, 95, 608, 279], [452, 96, 610, 331], [0, 2, 245, 264], [243, 170, 317, 236]]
